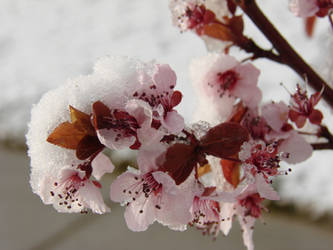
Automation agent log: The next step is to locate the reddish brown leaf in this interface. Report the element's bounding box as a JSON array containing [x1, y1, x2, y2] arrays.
[[70, 106, 95, 136], [203, 23, 234, 42], [76, 135, 104, 160], [309, 109, 323, 125], [289, 110, 306, 128], [229, 102, 248, 123], [160, 143, 198, 185], [221, 159, 240, 188], [47, 122, 86, 149], [305, 16, 317, 37], [200, 122, 249, 158], [309, 87, 324, 106], [92, 101, 112, 130], [202, 186, 216, 197], [170, 91, 182, 108], [228, 15, 244, 37]]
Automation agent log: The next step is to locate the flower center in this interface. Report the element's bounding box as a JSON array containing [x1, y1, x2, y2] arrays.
[[216, 70, 239, 96], [247, 143, 280, 177], [191, 196, 221, 238], [239, 193, 264, 218], [123, 172, 163, 214], [50, 174, 85, 211]]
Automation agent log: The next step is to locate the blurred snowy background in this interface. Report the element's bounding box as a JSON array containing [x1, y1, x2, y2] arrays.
[[1, 0, 333, 220]]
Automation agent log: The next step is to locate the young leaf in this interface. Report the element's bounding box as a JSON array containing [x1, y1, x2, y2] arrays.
[[70, 105, 95, 136], [47, 122, 85, 149], [200, 122, 249, 158], [197, 163, 211, 178], [221, 159, 240, 188], [305, 16, 316, 37], [203, 23, 234, 42], [159, 143, 198, 185], [92, 101, 112, 130], [76, 135, 104, 160], [229, 102, 248, 123]]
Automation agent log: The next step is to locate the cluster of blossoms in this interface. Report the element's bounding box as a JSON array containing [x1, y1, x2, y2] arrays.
[[27, 1, 330, 250]]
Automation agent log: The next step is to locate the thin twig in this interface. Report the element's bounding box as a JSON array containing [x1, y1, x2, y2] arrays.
[[235, 0, 333, 108], [311, 142, 333, 150]]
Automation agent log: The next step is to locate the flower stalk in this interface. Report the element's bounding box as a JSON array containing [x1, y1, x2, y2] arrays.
[[234, 0, 333, 107]]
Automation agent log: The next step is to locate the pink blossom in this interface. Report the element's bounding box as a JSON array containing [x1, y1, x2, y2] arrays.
[[94, 63, 184, 151], [189, 184, 241, 238], [40, 166, 110, 214], [241, 108, 270, 141], [261, 101, 313, 164], [133, 63, 184, 134], [278, 131, 313, 164], [190, 195, 222, 237], [239, 140, 282, 178], [261, 101, 290, 133], [110, 168, 193, 231], [288, 84, 323, 128], [91, 152, 115, 180], [289, 0, 333, 17], [218, 186, 266, 249], [169, 0, 229, 33], [289, 0, 319, 17], [221, 183, 277, 250], [190, 54, 262, 120]]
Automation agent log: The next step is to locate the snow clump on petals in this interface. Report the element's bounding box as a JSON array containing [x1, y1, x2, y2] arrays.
[[28, 55, 173, 213], [93, 59, 184, 150], [190, 53, 261, 124], [110, 166, 194, 231], [169, 0, 212, 33], [289, 0, 319, 17], [169, 0, 229, 33]]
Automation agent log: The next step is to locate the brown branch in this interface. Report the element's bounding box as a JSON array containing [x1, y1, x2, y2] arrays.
[[319, 125, 333, 143], [235, 0, 333, 108], [235, 37, 284, 64], [310, 126, 333, 150], [311, 143, 333, 150]]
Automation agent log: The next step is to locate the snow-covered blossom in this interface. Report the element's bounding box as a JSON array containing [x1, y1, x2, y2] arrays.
[[190, 53, 261, 123], [93, 60, 184, 150], [289, 0, 319, 17], [27, 56, 184, 213], [169, 0, 229, 33], [110, 166, 194, 231]]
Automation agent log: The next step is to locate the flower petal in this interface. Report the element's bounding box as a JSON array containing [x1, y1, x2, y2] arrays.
[[161, 110, 185, 134], [110, 171, 140, 203], [124, 194, 156, 231], [79, 181, 110, 214], [92, 152, 115, 180], [255, 174, 279, 200], [279, 132, 312, 164], [238, 215, 256, 250], [219, 202, 235, 235]]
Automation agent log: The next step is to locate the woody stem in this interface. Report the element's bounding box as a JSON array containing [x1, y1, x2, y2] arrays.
[[235, 0, 333, 108]]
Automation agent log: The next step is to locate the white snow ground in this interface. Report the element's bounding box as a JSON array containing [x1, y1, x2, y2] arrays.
[[0, 0, 332, 215]]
